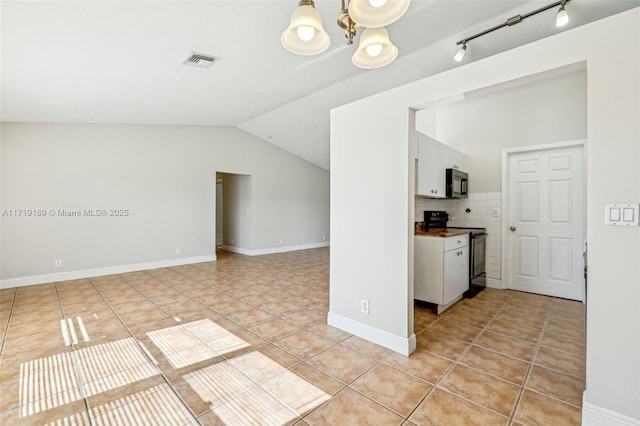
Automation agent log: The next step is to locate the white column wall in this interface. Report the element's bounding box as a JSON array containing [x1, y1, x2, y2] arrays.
[[330, 9, 639, 421]]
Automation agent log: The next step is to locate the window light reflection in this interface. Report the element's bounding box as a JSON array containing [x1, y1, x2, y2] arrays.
[[185, 352, 330, 423], [90, 384, 192, 426], [18, 337, 158, 417], [146, 319, 249, 369]]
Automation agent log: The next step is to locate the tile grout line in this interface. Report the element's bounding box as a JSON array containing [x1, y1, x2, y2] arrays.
[[0, 288, 17, 360], [507, 297, 555, 424]]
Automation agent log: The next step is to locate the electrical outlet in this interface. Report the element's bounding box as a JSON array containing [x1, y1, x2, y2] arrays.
[[492, 208, 500, 217], [322, 235, 326, 241], [361, 299, 369, 314], [230, 238, 234, 244], [175, 248, 181, 255], [279, 239, 283, 244], [54, 259, 62, 268]]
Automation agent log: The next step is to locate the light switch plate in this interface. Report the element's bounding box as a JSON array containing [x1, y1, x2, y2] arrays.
[[605, 203, 639, 226]]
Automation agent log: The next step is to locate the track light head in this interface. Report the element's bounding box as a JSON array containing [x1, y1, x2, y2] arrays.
[[556, 3, 569, 27], [454, 43, 466, 62]]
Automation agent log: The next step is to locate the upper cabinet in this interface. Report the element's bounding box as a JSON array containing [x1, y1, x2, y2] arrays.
[[416, 132, 465, 198]]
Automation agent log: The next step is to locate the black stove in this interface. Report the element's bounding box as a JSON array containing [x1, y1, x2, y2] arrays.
[[423, 210, 449, 230]]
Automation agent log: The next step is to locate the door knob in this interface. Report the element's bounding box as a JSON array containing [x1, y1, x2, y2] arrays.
[[509, 226, 516, 232]]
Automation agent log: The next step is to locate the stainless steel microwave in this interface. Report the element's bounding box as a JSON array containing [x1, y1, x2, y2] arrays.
[[446, 169, 468, 198]]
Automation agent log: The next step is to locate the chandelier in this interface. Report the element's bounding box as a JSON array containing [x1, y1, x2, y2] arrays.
[[281, 0, 410, 69]]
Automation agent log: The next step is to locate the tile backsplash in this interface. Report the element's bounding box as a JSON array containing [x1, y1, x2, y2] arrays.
[[415, 193, 502, 284]]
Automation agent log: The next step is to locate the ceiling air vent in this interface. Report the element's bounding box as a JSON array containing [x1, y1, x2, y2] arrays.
[[183, 52, 219, 69]]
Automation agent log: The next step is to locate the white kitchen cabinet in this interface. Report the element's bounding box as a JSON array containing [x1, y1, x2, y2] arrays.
[[414, 234, 470, 314], [416, 135, 445, 197], [442, 143, 465, 172], [416, 132, 465, 198]]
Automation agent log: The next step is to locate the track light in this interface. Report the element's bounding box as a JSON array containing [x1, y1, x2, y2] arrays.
[[454, 0, 570, 63], [454, 43, 466, 62], [556, 1, 569, 27]]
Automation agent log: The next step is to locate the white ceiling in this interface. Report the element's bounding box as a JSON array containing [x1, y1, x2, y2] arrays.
[[2, 0, 637, 170]]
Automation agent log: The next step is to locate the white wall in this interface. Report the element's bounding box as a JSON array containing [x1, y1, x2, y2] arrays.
[[0, 123, 330, 285], [331, 9, 639, 422], [416, 69, 587, 193]]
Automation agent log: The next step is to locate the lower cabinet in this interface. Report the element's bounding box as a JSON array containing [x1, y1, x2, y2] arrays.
[[415, 234, 470, 314]]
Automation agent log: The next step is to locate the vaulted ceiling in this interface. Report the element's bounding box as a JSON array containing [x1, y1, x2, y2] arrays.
[[2, 1, 637, 169]]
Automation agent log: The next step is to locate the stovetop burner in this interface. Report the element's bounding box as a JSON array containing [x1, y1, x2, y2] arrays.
[[423, 211, 449, 231], [423, 210, 486, 236]]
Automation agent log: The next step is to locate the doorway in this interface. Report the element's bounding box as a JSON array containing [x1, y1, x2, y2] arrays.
[[502, 141, 586, 301], [215, 172, 253, 252]]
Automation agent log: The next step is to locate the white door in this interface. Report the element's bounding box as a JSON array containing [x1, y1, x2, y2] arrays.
[[506, 144, 584, 300]]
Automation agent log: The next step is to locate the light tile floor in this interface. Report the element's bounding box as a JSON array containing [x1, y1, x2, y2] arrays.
[[0, 248, 585, 425]]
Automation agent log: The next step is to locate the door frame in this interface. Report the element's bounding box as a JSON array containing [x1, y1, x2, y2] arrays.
[[500, 139, 587, 302], [216, 178, 223, 247]]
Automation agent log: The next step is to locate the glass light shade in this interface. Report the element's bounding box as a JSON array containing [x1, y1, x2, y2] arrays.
[[454, 44, 466, 62], [556, 6, 569, 27], [281, 4, 330, 55], [297, 26, 315, 41], [352, 27, 398, 69], [366, 43, 383, 57], [368, 0, 388, 7], [348, 0, 410, 28]]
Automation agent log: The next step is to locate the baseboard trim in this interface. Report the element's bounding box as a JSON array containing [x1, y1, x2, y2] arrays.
[[486, 278, 502, 289], [221, 242, 330, 256], [327, 311, 416, 356], [0, 255, 217, 289], [582, 393, 640, 425]]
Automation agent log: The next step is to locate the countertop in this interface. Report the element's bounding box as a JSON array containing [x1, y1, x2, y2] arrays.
[[414, 221, 471, 238], [415, 229, 471, 238]]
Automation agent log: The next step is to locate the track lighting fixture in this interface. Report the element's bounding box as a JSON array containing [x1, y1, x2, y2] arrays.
[[454, 0, 570, 62], [454, 43, 466, 62], [281, 0, 410, 69], [556, 1, 569, 27]]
